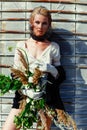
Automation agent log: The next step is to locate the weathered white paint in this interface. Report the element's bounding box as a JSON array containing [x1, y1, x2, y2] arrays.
[[0, 1, 87, 129]]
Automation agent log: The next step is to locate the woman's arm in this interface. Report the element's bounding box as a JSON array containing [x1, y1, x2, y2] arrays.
[[47, 65, 66, 87], [55, 65, 66, 85]]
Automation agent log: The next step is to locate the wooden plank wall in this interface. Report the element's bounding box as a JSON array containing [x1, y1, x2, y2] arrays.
[[0, 0, 87, 129]]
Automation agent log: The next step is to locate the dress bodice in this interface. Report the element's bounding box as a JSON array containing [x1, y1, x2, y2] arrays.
[[13, 40, 61, 73]]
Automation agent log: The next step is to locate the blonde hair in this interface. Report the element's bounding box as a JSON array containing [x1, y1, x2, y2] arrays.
[[29, 6, 52, 27]]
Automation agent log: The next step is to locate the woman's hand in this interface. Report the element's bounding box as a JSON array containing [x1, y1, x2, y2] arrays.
[[21, 88, 45, 100], [37, 62, 58, 78], [30, 61, 58, 78]]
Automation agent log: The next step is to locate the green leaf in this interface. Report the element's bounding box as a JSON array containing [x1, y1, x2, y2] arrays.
[[8, 46, 13, 52]]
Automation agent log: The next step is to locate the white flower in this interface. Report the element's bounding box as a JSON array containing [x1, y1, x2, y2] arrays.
[[9, 90, 15, 93], [28, 76, 33, 83], [27, 89, 34, 98], [21, 84, 28, 89], [36, 85, 40, 91], [26, 98, 30, 103]]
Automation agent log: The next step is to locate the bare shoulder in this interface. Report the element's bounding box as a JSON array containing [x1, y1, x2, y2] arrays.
[[16, 39, 29, 48]]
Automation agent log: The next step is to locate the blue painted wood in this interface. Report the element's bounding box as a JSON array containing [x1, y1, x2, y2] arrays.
[[0, 1, 87, 130]]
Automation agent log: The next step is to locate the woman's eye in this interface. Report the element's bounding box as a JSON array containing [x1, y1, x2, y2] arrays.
[[43, 22, 48, 25], [35, 21, 48, 25], [35, 21, 40, 24]]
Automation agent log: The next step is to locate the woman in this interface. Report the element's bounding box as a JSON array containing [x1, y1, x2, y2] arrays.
[[2, 6, 77, 130]]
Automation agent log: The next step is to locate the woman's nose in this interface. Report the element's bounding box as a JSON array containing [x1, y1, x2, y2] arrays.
[[38, 23, 43, 28]]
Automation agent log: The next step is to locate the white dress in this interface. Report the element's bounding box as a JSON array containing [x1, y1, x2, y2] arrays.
[[13, 40, 61, 78]]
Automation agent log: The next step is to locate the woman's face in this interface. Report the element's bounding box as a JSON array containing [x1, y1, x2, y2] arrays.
[[32, 14, 49, 36]]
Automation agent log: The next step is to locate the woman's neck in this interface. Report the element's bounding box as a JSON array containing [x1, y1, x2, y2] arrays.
[[30, 33, 47, 42]]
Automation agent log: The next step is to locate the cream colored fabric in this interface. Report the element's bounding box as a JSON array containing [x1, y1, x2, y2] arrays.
[[14, 40, 61, 78]]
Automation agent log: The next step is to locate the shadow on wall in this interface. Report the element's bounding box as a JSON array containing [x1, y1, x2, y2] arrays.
[[49, 28, 87, 84], [49, 28, 87, 129]]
